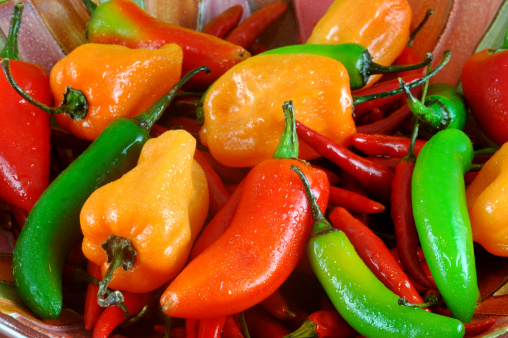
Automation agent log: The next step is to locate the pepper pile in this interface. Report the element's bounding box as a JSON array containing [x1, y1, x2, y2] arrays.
[[1, 0, 506, 337]]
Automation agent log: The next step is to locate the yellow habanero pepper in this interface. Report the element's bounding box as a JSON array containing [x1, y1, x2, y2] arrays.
[[466, 143, 508, 257], [80, 129, 209, 294], [51, 43, 183, 141], [199, 53, 356, 168], [307, 0, 412, 86]]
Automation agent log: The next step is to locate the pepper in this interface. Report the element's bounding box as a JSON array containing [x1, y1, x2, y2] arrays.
[[84, 261, 104, 331], [285, 310, 357, 338], [161, 101, 330, 319], [81, 128, 209, 294], [466, 142, 508, 257], [412, 129, 480, 323], [306, 0, 412, 87], [201, 5, 243, 38], [0, 2, 53, 212], [262, 43, 432, 90], [86, 0, 250, 89], [461, 25, 508, 145], [199, 53, 356, 168], [351, 133, 426, 158], [291, 165, 466, 338], [11, 66, 208, 319]]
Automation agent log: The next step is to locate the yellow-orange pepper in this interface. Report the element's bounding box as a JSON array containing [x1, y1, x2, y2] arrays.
[[51, 43, 183, 141], [466, 143, 508, 257], [80, 129, 209, 293], [199, 53, 356, 168], [306, 0, 411, 86]]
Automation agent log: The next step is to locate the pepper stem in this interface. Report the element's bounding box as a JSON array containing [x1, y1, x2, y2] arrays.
[[290, 165, 335, 237], [283, 318, 318, 338], [0, 58, 88, 120], [0, 2, 23, 60], [399, 77, 443, 129], [97, 236, 137, 316], [404, 120, 420, 161], [273, 100, 299, 159], [408, 9, 434, 46], [134, 66, 210, 132], [367, 52, 433, 76], [353, 50, 452, 106], [81, 0, 97, 15], [398, 291, 442, 310]]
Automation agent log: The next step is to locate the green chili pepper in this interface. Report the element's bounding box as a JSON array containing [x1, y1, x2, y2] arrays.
[[11, 66, 210, 319], [290, 165, 465, 338], [262, 43, 432, 90], [412, 129, 479, 323], [400, 80, 467, 135]]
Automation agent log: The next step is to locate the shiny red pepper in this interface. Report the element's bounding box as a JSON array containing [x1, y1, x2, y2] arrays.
[[0, 3, 53, 212]]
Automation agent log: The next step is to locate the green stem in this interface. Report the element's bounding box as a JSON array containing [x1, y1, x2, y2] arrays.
[[0, 2, 23, 60], [290, 165, 335, 237], [238, 312, 251, 338], [81, 0, 97, 15], [97, 236, 137, 317], [283, 319, 318, 338], [134, 66, 210, 132], [353, 50, 452, 106], [408, 9, 434, 46], [273, 101, 299, 159], [367, 52, 432, 75], [0, 58, 88, 120], [120, 305, 149, 327], [474, 148, 498, 157], [398, 292, 442, 310], [405, 120, 420, 161]]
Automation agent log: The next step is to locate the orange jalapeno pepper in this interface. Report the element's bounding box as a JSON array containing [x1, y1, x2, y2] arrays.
[[306, 0, 412, 87], [200, 53, 356, 168], [80, 129, 209, 295]]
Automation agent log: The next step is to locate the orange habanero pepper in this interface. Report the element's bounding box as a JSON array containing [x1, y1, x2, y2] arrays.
[[51, 43, 183, 141], [466, 143, 508, 257], [199, 53, 356, 168], [80, 129, 209, 297], [307, 0, 412, 87]]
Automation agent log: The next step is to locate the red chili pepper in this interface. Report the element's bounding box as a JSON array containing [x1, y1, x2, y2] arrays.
[[356, 103, 413, 135], [365, 157, 402, 172], [225, 1, 288, 49], [464, 171, 479, 185], [357, 107, 385, 125], [296, 120, 394, 202], [311, 164, 340, 186], [329, 186, 385, 214], [248, 41, 269, 55], [186, 318, 199, 338], [244, 307, 291, 338], [286, 310, 358, 338], [198, 150, 249, 184], [464, 318, 496, 336], [351, 133, 426, 158], [352, 74, 422, 121], [329, 207, 424, 304], [222, 315, 244, 338], [190, 182, 244, 259], [260, 289, 297, 320], [0, 3, 53, 212], [92, 291, 153, 338], [198, 316, 228, 338], [391, 159, 434, 288], [202, 5, 244, 38], [84, 261, 104, 331]]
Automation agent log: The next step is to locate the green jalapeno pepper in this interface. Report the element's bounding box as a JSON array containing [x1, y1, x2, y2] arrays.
[[412, 129, 479, 323], [10, 65, 209, 319], [262, 43, 432, 90], [291, 165, 465, 338], [400, 80, 467, 136]]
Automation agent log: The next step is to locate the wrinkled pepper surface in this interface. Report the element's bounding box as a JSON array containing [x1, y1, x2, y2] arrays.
[[200, 53, 356, 168], [52, 43, 183, 141], [466, 142, 508, 257], [86, 0, 250, 88], [0, 2, 53, 211], [81, 129, 209, 293], [306, 0, 411, 86]]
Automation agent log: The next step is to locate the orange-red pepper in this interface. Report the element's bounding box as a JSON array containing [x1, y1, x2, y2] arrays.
[[80, 129, 209, 294], [200, 53, 356, 168]]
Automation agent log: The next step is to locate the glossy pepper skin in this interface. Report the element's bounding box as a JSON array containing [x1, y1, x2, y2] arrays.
[[51, 43, 182, 141], [200, 53, 356, 168], [292, 165, 465, 338], [0, 2, 53, 212], [412, 129, 480, 323], [307, 0, 411, 86], [81, 129, 209, 292], [466, 143, 508, 257], [86, 0, 250, 89]]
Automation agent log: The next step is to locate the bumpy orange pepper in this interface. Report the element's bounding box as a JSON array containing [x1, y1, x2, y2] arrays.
[[466, 143, 508, 257], [80, 129, 209, 294], [306, 0, 411, 86], [199, 53, 356, 168], [51, 43, 183, 141]]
